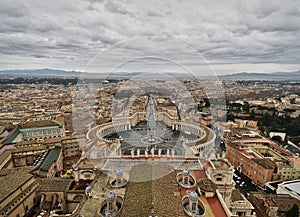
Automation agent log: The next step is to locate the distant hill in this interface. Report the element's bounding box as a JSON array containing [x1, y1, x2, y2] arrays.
[[0, 68, 299, 80], [219, 71, 300, 80], [0, 68, 82, 77], [0, 69, 189, 78]]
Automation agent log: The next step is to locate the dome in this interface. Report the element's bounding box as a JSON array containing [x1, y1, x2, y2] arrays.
[[107, 192, 116, 202], [183, 169, 189, 176], [188, 192, 199, 201], [116, 169, 123, 177], [85, 185, 92, 193]]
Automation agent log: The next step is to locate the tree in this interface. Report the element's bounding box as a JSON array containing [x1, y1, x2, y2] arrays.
[[242, 101, 250, 112], [203, 98, 210, 107]]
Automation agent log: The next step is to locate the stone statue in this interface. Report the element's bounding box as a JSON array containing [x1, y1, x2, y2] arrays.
[[222, 151, 226, 158], [151, 146, 155, 157], [171, 149, 175, 158], [90, 146, 97, 159], [200, 150, 204, 157], [131, 148, 134, 158], [137, 148, 140, 157], [145, 148, 148, 157]]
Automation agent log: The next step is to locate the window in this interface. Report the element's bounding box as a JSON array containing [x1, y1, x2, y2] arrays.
[[237, 211, 246, 216], [184, 177, 189, 185], [192, 203, 196, 211], [25, 205, 29, 213], [85, 174, 91, 178], [216, 177, 222, 181]]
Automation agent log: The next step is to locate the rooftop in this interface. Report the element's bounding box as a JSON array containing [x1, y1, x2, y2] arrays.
[[120, 163, 186, 217], [198, 178, 216, 192], [253, 158, 276, 169], [19, 125, 59, 132], [0, 149, 12, 165], [0, 172, 33, 202], [0, 166, 36, 176], [288, 157, 300, 163], [21, 120, 60, 128], [231, 189, 244, 202], [39, 147, 61, 171], [210, 159, 231, 170], [205, 196, 227, 217], [3, 129, 20, 144], [38, 177, 72, 192], [281, 180, 300, 195], [251, 192, 300, 214]]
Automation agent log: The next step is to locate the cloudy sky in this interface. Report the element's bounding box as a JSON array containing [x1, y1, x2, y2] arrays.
[[1, 0, 300, 76]]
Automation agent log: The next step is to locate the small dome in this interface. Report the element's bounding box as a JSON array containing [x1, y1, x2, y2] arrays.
[[107, 192, 116, 202], [116, 169, 123, 177], [188, 192, 199, 201], [85, 186, 92, 193], [183, 169, 189, 176]]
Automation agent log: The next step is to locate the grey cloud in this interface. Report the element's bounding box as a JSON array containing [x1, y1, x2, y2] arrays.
[[0, 0, 30, 18], [104, 1, 133, 16], [0, 0, 300, 73]]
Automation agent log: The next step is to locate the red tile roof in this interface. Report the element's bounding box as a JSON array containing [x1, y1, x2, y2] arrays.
[[207, 196, 227, 217]]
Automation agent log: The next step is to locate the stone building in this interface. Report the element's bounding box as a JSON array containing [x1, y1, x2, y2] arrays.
[[73, 157, 97, 183], [229, 189, 255, 217], [0, 169, 38, 217], [61, 136, 83, 168], [37, 177, 80, 215], [250, 192, 300, 217], [34, 147, 63, 177], [1, 119, 65, 145], [226, 141, 276, 185], [206, 159, 235, 205]]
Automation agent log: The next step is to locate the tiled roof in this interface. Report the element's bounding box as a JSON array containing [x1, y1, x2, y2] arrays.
[[120, 163, 152, 217], [0, 166, 36, 176], [152, 164, 186, 217], [38, 177, 72, 192], [0, 172, 33, 202], [206, 196, 227, 217], [120, 163, 186, 217], [0, 149, 11, 165]]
